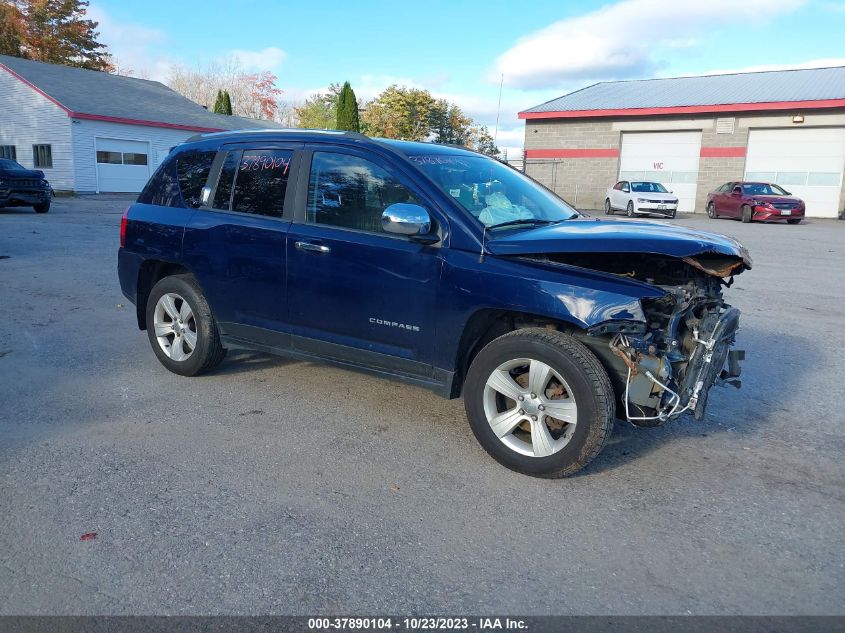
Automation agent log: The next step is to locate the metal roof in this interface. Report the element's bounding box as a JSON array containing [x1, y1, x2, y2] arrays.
[[0, 54, 276, 131], [523, 66, 845, 114]]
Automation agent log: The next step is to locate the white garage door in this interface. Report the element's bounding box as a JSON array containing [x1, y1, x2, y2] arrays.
[[95, 138, 152, 193], [619, 131, 702, 212], [745, 128, 845, 218]]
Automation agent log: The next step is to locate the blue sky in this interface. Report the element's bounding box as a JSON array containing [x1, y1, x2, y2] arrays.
[[88, 0, 845, 155]]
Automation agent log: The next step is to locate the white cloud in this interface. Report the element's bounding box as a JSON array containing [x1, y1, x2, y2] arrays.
[[491, 0, 805, 89], [230, 47, 287, 73], [87, 4, 171, 80]]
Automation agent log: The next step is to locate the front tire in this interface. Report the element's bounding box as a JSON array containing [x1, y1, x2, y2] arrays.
[[604, 199, 613, 215], [787, 218, 802, 225], [33, 201, 50, 213], [145, 274, 226, 377], [741, 205, 752, 223], [626, 201, 634, 217], [464, 328, 615, 478]]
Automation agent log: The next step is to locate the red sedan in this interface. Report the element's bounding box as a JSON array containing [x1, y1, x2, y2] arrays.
[[706, 182, 805, 224]]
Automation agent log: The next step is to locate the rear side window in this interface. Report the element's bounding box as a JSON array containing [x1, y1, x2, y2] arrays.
[[213, 149, 293, 217], [138, 149, 214, 207], [176, 151, 215, 207]]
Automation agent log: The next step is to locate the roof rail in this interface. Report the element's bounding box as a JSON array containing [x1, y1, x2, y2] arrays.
[[185, 128, 371, 143]]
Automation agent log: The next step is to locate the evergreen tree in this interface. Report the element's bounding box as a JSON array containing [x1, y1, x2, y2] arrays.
[[222, 90, 233, 115], [336, 81, 360, 132], [0, 0, 112, 71], [212, 90, 224, 113]]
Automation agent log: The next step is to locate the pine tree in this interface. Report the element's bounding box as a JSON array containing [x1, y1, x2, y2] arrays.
[[336, 81, 360, 132], [212, 90, 224, 113], [222, 90, 233, 115], [0, 0, 112, 71]]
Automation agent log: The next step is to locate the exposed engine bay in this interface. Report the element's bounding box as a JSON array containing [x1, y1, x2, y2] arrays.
[[547, 252, 747, 425]]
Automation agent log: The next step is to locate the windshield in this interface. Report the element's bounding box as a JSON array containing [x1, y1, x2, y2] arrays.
[[631, 181, 668, 193], [408, 154, 577, 228], [0, 159, 25, 170], [742, 182, 789, 196]]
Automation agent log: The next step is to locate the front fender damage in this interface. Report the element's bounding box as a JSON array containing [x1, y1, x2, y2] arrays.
[[531, 250, 749, 425]]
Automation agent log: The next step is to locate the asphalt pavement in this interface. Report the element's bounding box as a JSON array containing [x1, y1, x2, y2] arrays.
[[0, 196, 843, 615]]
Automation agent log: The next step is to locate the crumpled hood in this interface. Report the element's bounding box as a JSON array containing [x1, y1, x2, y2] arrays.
[[486, 217, 752, 268]]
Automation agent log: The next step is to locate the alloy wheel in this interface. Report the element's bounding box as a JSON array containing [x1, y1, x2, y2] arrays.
[[483, 358, 578, 458], [153, 292, 197, 362]]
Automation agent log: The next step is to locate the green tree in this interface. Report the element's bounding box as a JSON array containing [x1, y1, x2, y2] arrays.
[[469, 125, 499, 157], [361, 85, 436, 141], [0, 0, 112, 71], [221, 89, 233, 115], [295, 83, 342, 129], [212, 89, 224, 113], [336, 81, 360, 132]]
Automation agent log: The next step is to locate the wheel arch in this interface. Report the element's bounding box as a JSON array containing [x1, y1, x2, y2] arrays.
[[135, 260, 193, 330]]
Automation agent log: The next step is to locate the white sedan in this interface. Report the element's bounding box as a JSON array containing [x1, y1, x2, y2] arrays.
[[604, 180, 679, 218]]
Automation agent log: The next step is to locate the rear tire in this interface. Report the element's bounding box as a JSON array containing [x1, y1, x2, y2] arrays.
[[464, 328, 615, 478], [741, 205, 752, 223], [626, 201, 634, 217], [604, 199, 613, 215], [33, 201, 50, 213], [787, 218, 802, 225], [145, 274, 226, 377], [707, 202, 716, 219]]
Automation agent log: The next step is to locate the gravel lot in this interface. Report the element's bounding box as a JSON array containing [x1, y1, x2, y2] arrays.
[[0, 196, 843, 615]]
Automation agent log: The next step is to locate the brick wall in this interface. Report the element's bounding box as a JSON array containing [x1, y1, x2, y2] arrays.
[[524, 119, 620, 210], [522, 110, 845, 215]]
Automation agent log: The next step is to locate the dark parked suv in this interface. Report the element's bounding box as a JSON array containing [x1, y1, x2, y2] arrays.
[[0, 158, 52, 213], [118, 130, 751, 477]]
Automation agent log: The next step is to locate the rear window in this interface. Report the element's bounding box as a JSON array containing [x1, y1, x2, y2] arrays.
[[138, 149, 215, 207]]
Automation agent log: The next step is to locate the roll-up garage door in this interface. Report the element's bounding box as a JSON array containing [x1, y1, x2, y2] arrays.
[[95, 138, 151, 193], [745, 128, 845, 218], [619, 131, 702, 212]]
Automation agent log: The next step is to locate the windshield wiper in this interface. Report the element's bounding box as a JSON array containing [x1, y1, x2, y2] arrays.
[[487, 218, 557, 230]]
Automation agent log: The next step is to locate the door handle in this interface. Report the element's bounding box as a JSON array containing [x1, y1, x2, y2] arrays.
[[295, 240, 330, 254]]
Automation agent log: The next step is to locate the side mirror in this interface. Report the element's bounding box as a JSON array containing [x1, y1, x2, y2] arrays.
[[382, 203, 435, 240]]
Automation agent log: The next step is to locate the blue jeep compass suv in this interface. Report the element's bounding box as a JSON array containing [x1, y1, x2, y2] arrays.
[[118, 129, 750, 477]]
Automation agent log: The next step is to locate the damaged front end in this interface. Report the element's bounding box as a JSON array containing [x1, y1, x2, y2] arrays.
[[576, 252, 748, 425]]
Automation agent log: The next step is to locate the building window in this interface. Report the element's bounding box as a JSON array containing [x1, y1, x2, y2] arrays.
[[33, 144, 52, 168], [123, 152, 148, 166], [96, 151, 122, 164], [0, 145, 16, 160], [97, 150, 148, 166]]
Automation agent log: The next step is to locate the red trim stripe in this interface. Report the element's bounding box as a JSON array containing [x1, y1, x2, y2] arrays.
[[69, 112, 224, 133], [1, 62, 225, 133], [524, 148, 619, 159], [700, 146, 746, 158], [519, 98, 845, 120]]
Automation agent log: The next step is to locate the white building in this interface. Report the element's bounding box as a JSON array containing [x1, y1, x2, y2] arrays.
[[0, 55, 275, 193]]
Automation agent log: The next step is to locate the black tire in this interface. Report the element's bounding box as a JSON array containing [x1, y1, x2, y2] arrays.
[[626, 201, 634, 217], [706, 202, 716, 219], [604, 199, 613, 215], [787, 218, 801, 225], [668, 210, 676, 219], [145, 274, 226, 377], [464, 328, 615, 478], [741, 205, 752, 223], [33, 201, 50, 213]]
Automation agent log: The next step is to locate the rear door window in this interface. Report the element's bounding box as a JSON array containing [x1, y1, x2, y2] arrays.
[[213, 149, 293, 218], [176, 151, 215, 207]]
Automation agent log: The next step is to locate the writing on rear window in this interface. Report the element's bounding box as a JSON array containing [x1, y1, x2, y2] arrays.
[[241, 154, 291, 174]]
